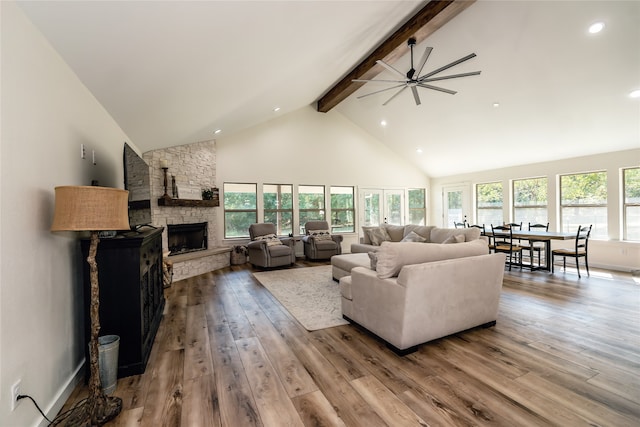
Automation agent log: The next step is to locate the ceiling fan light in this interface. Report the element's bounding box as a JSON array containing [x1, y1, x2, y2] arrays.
[[629, 89, 640, 98]]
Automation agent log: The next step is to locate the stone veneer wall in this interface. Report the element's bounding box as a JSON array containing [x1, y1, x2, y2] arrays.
[[143, 140, 229, 281]]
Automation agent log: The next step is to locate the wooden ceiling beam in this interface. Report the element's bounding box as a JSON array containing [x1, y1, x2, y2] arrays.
[[316, 0, 475, 113]]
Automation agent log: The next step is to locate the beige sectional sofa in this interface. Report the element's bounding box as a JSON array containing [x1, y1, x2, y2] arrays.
[[336, 229, 506, 354]]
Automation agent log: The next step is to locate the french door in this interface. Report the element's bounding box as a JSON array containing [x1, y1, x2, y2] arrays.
[[360, 189, 405, 227], [442, 184, 471, 227]]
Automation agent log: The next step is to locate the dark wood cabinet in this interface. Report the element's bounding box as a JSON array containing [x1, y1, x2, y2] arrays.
[[81, 227, 165, 378]]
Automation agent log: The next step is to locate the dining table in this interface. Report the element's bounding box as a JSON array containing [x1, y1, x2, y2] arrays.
[[483, 229, 575, 271]]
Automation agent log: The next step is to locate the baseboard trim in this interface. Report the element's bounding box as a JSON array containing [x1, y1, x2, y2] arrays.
[[35, 360, 85, 427]]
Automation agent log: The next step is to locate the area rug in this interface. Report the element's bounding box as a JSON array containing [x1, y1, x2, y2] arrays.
[[253, 265, 349, 331]]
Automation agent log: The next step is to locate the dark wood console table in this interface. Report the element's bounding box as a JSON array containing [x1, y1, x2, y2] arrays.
[[81, 227, 165, 378]]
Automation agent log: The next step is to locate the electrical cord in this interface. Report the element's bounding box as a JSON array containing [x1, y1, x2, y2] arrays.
[[16, 395, 53, 424], [17, 394, 88, 426]]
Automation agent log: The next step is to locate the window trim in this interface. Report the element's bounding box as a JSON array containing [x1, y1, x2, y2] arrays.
[[263, 183, 294, 236], [622, 167, 640, 241], [223, 182, 257, 239], [330, 185, 356, 233]]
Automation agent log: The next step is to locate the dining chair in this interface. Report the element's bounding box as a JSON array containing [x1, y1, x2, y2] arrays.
[[525, 222, 550, 267], [491, 224, 523, 270], [551, 225, 592, 278], [454, 220, 467, 229]]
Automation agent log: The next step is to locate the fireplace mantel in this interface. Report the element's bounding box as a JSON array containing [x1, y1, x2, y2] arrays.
[[157, 197, 219, 207]]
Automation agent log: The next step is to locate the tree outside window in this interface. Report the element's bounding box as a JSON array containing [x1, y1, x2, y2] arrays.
[[264, 184, 293, 236], [476, 182, 503, 227], [560, 171, 607, 239], [513, 177, 548, 226], [298, 185, 325, 234], [408, 188, 426, 225], [623, 167, 640, 241], [330, 186, 355, 233], [223, 183, 257, 238]]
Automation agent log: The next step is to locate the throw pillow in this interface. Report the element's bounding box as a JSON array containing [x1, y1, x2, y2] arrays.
[[443, 234, 465, 244], [254, 233, 283, 246], [367, 227, 391, 246], [368, 251, 378, 270], [400, 231, 427, 243], [307, 229, 332, 241]]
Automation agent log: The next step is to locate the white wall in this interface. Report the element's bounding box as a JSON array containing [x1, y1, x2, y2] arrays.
[[216, 106, 431, 249], [1, 3, 133, 425], [430, 149, 640, 271]]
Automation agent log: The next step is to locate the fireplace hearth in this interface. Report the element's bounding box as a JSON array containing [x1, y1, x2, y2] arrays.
[[167, 222, 207, 256]]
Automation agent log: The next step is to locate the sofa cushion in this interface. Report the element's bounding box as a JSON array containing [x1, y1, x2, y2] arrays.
[[401, 231, 427, 243], [375, 239, 489, 279], [430, 227, 481, 243], [382, 224, 406, 242], [403, 225, 435, 242], [368, 251, 378, 269], [254, 233, 283, 246], [367, 227, 391, 246], [443, 234, 465, 244]]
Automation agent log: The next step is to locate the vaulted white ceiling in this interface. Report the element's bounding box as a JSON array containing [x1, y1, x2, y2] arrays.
[[18, 0, 640, 177]]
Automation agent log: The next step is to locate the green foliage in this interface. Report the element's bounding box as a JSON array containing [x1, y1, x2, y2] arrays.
[[514, 178, 547, 206], [624, 167, 640, 202], [477, 182, 503, 208], [561, 172, 607, 204], [224, 191, 256, 209], [408, 189, 425, 208]]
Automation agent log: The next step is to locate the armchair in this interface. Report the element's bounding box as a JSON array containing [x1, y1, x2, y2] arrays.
[[302, 220, 343, 260], [247, 223, 296, 268]]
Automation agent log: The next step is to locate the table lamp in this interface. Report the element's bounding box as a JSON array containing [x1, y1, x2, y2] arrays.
[[51, 186, 130, 426]]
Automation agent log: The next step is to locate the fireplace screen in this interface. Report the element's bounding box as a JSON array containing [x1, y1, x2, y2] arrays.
[[167, 222, 207, 256]]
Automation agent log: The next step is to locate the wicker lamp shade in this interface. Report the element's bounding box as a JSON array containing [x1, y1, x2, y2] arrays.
[[51, 186, 130, 231]]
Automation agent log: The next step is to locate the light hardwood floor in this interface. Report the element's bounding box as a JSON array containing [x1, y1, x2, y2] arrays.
[[58, 259, 640, 426]]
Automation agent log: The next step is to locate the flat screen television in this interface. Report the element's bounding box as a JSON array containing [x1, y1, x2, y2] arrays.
[[123, 142, 152, 229]]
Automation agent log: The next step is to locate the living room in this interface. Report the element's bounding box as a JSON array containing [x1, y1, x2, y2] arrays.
[[2, 1, 639, 426]]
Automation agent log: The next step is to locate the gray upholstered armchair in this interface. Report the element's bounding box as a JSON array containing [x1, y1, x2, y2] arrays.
[[302, 220, 343, 260], [247, 223, 296, 268]]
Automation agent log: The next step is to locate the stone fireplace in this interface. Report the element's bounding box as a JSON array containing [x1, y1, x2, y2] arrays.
[[143, 140, 230, 282]]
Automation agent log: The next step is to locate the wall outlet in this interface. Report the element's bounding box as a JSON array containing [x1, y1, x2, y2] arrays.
[[11, 379, 21, 411]]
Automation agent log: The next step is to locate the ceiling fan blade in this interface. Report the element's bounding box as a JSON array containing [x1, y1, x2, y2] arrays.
[[415, 46, 433, 77], [353, 79, 408, 84], [420, 53, 477, 80], [417, 83, 457, 95], [420, 71, 481, 83], [382, 86, 408, 106], [411, 86, 421, 106], [356, 83, 406, 99], [376, 60, 407, 79]]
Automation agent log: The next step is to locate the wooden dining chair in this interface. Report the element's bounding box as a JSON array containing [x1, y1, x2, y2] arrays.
[[551, 225, 592, 278], [525, 222, 549, 267], [491, 224, 523, 270], [454, 220, 467, 229], [468, 224, 489, 252]]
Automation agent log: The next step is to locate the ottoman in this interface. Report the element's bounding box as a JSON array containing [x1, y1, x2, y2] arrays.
[[331, 253, 371, 281]]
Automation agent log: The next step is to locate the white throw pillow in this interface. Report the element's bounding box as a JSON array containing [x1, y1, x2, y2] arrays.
[[254, 233, 283, 246], [400, 231, 427, 243], [308, 229, 332, 241]]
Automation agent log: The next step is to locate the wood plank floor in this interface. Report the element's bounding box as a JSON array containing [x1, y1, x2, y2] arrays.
[[58, 260, 640, 426]]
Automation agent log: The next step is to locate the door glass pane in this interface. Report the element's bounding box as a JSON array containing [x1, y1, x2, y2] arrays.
[[363, 192, 381, 226], [385, 192, 403, 225], [446, 190, 463, 227]]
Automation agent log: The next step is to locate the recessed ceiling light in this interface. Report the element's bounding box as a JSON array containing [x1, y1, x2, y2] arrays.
[[214, 129, 222, 134], [380, 120, 387, 127], [630, 89, 640, 98], [493, 102, 500, 108], [416, 148, 423, 154], [589, 22, 605, 34], [273, 107, 281, 112]]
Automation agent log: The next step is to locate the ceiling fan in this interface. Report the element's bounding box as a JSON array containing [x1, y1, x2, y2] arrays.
[[353, 38, 481, 106]]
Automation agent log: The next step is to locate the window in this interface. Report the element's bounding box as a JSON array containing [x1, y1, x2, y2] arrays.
[[513, 177, 548, 225], [263, 184, 293, 236], [623, 167, 640, 241], [298, 185, 325, 234], [560, 171, 607, 239], [408, 188, 426, 225], [223, 183, 257, 238], [330, 186, 355, 233], [476, 182, 503, 226]]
